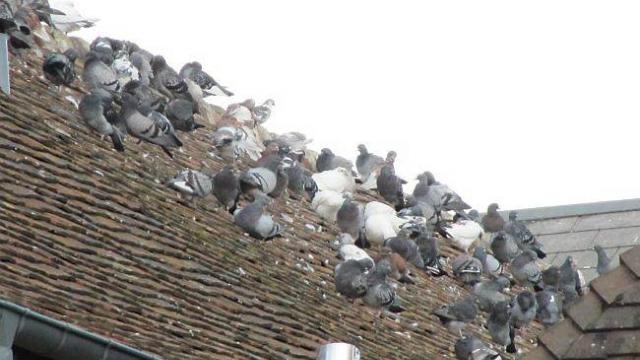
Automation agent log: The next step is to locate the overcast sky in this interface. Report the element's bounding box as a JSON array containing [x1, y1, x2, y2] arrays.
[[71, 0, 640, 211]]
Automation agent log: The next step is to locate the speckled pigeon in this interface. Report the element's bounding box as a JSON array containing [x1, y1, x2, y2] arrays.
[[433, 296, 478, 334], [43, 49, 77, 88], [167, 169, 213, 198], [504, 211, 546, 259], [233, 195, 282, 240]]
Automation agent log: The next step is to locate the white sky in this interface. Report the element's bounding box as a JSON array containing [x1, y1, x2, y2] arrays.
[[71, 0, 640, 211]]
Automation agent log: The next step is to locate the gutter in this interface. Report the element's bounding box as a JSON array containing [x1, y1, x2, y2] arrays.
[[0, 298, 161, 360]]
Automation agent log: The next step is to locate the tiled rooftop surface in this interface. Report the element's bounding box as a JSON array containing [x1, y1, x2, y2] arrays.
[[0, 56, 541, 359]]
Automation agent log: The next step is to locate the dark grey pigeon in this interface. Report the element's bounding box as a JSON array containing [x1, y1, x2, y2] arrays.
[[363, 260, 397, 316], [151, 55, 187, 99], [284, 153, 317, 200], [130, 50, 153, 86], [269, 165, 289, 199], [504, 211, 546, 259], [179, 61, 233, 96], [433, 296, 478, 334], [487, 301, 516, 353], [336, 197, 364, 242], [454, 335, 501, 360], [78, 88, 125, 152], [334, 259, 371, 301], [413, 171, 470, 212], [165, 98, 203, 132], [467, 209, 480, 222], [511, 290, 538, 330], [415, 231, 447, 276], [384, 230, 424, 268], [83, 51, 118, 91], [212, 166, 240, 213], [316, 148, 354, 173], [43, 49, 77, 88], [535, 289, 563, 327], [541, 266, 560, 290], [490, 231, 521, 264], [167, 169, 213, 198], [473, 246, 502, 278], [122, 80, 165, 111], [473, 277, 511, 312], [594, 245, 613, 275], [89, 37, 115, 64], [356, 144, 384, 180], [558, 256, 581, 310], [452, 254, 483, 285], [376, 151, 406, 210], [120, 93, 183, 158], [511, 250, 542, 288], [233, 195, 282, 240], [481, 203, 505, 233]]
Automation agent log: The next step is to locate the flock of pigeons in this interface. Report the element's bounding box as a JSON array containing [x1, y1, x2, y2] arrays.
[[2, 1, 618, 359]]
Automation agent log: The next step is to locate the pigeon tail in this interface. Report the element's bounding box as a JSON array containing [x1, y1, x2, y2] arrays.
[[109, 131, 125, 152]]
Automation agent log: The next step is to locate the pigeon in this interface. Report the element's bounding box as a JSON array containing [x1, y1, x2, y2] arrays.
[[89, 37, 115, 65], [487, 301, 516, 353], [336, 197, 364, 242], [510, 290, 538, 329], [467, 209, 481, 222], [78, 88, 125, 152], [413, 171, 470, 212], [130, 50, 154, 86], [376, 151, 406, 211], [473, 277, 511, 312], [112, 49, 139, 89], [273, 132, 312, 154], [337, 235, 374, 269], [151, 55, 186, 99], [211, 126, 262, 161], [452, 254, 483, 285], [511, 250, 542, 289], [233, 195, 282, 240], [535, 289, 563, 327], [334, 258, 371, 301], [454, 336, 501, 360], [433, 296, 478, 334], [363, 259, 398, 315], [269, 165, 289, 199], [443, 219, 484, 253], [316, 148, 355, 173], [122, 80, 165, 112], [165, 98, 203, 132], [120, 93, 183, 158], [558, 256, 581, 310], [212, 166, 240, 213], [239, 166, 278, 197], [167, 169, 213, 198], [179, 61, 233, 96], [82, 50, 119, 92], [594, 245, 613, 275], [42, 49, 77, 89], [284, 155, 317, 200], [311, 190, 347, 222], [384, 230, 424, 268], [473, 246, 502, 278], [251, 99, 275, 126], [490, 231, 521, 265], [541, 266, 560, 291], [481, 203, 505, 233], [415, 231, 447, 276], [356, 144, 384, 182], [504, 211, 546, 259], [312, 167, 356, 194], [48, 0, 97, 33]]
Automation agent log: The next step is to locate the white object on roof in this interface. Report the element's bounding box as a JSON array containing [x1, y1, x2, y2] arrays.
[[50, 0, 98, 33]]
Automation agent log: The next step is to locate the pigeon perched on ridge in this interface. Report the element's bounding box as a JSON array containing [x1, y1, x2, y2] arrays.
[[454, 335, 501, 360], [179, 61, 233, 96], [165, 99, 203, 132], [316, 148, 355, 173], [356, 144, 384, 182], [78, 88, 125, 152], [212, 166, 240, 213], [82, 50, 119, 92], [481, 203, 505, 233], [151, 55, 186, 99], [376, 151, 406, 211], [42, 49, 77, 90], [211, 126, 261, 161], [122, 80, 165, 112], [433, 296, 478, 334], [167, 169, 213, 198], [251, 99, 275, 126], [233, 195, 282, 240], [504, 211, 546, 259], [594, 245, 613, 275], [413, 171, 470, 212]]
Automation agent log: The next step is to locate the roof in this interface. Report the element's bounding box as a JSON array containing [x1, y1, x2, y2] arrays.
[[525, 245, 640, 359], [0, 54, 542, 359], [512, 199, 640, 282]]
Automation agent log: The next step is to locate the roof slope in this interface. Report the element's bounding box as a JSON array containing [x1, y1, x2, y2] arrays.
[[525, 245, 640, 359], [515, 199, 640, 282], [0, 56, 542, 359]]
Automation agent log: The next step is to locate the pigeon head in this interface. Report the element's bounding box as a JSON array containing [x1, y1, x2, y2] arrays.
[[516, 291, 537, 311], [350, 275, 368, 296], [467, 209, 480, 220], [417, 171, 436, 185], [385, 151, 397, 163], [509, 211, 518, 221], [357, 144, 367, 154], [494, 276, 511, 290], [487, 203, 500, 214], [472, 246, 487, 262], [281, 157, 295, 169], [278, 145, 292, 157], [263, 99, 275, 107], [320, 148, 334, 157], [495, 300, 511, 315], [189, 61, 203, 71], [594, 245, 605, 254], [151, 55, 168, 72], [373, 259, 393, 277], [63, 49, 79, 63]]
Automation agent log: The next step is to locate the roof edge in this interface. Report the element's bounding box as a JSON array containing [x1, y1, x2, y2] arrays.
[[503, 198, 640, 221]]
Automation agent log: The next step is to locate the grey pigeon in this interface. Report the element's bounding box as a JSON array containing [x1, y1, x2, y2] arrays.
[[558, 256, 581, 310], [594, 245, 613, 275], [78, 88, 125, 152], [384, 230, 424, 268], [535, 289, 563, 327], [467, 209, 480, 222], [490, 231, 521, 264], [487, 301, 516, 353], [316, 148, 354, 173], [239, 167, 277, 196], [433, 296, 478, 334], [165, 98, 203, 132], [452, 254, 483, 285], [334, 259, 372, 301], [89, 37, 115, 64], [336, 197, 364, 242], [454, 335, 501, 360], [233, 195, 282, 240], [120, 93, 183, 158], [473, 277, 511, 312], [251, 99, 275, 126], [356, 144, 384, 180], [413, 171, 470, 212], [504, 211, 546, 259], [376, 151, 406, 210], [82, 51, 119, 92], [269, 165, 289, 199], [179, 61, 233, 96], [283, 154, 317, 200], [43, 49, 77, 88], [511, 250, 542, 288], [415, 231, 447, 276], [363, 260, 397, 316], [481, 203, 505, 233], [151, 55, 186, 99], [511, 290, 538, 330], [167, 169, 213, 198], [541, 266, 560, 290], [130, 50, 153, 86], [473, 246, 502, 278], [212, 166, 240, 213], [122, 80, 165, 112]]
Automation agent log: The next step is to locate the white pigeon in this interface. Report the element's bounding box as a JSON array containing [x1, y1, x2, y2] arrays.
[[364, 213, 399, 246], [312, 168, 356, 194], [339, 244, 374, 266], [310, 190, 346, 222], [363, 201, 397, 220], [445, 219, 485, 253], [50, 0, 98, 33]]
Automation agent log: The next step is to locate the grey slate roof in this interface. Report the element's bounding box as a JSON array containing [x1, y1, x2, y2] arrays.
[[508, 199, 640, 282]]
